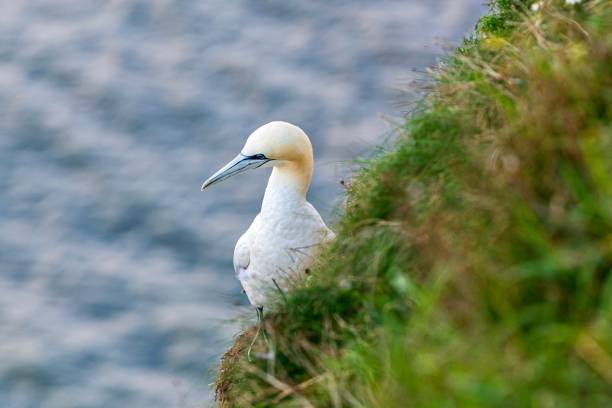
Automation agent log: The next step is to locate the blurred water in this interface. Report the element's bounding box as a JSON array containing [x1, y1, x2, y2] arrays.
[[0, 1, 485, 407]]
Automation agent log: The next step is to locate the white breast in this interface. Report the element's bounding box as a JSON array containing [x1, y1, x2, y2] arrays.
[[233, 201, 334, 307]]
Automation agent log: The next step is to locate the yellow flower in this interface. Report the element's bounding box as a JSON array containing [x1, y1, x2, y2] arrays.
[[482, 36, 507, 51]]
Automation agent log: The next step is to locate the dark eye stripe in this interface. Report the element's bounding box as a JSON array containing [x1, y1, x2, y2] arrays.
[[239, 152, 271, 161], [240, 153, 267, 160]]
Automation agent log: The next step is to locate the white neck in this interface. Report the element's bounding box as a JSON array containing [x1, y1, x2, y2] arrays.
[[261, 161, 312, 214]]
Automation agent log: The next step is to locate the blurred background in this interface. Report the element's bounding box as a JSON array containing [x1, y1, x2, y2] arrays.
[[0, 1, 486, 407]]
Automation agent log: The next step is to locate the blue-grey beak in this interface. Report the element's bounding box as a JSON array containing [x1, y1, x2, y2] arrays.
[[201, 153, 270, 191]]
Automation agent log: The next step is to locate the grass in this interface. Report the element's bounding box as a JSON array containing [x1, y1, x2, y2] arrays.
[[215, 0, 612, 406]]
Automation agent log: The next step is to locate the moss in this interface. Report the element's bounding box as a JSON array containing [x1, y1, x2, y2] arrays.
[[216, 1, 612, 406]]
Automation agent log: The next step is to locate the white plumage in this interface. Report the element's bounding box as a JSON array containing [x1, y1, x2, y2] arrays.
[[202, 121, 334, 308]]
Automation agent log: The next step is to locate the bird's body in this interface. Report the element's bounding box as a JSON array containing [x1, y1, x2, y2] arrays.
[[202, 121, 334, 308], [235, 186, 334, 307]]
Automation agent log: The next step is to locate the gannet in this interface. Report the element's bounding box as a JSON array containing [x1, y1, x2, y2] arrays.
[[201, 121, 335, 310]]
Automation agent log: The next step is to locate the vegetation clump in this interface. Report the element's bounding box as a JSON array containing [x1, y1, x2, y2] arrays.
[[216, 1, 612, 406]]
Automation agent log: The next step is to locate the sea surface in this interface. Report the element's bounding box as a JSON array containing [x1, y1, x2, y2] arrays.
[[0, 1, 485, 407]]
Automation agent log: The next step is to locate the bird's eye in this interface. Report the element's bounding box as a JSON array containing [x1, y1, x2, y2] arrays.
[[255, 154, 266, 160]]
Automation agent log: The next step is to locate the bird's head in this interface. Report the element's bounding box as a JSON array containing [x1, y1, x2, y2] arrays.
[[201, 121, 313, 191]]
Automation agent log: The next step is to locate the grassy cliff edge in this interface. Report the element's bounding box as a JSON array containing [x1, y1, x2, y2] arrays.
[[216, 1, 612, 406]]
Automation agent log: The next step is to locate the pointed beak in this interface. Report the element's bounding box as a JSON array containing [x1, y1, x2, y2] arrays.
[[201, 153, 269, 191]]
